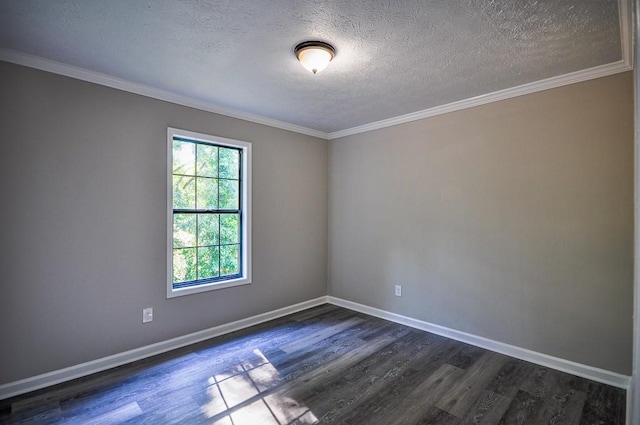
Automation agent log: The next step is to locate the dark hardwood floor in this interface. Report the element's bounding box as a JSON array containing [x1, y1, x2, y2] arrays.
[[0, 305, 626, 424]]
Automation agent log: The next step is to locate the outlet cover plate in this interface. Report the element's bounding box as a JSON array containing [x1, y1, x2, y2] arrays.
[[143, 307, 153, 323]]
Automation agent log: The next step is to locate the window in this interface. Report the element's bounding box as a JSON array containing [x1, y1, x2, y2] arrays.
[[167, 128, 251, 298]]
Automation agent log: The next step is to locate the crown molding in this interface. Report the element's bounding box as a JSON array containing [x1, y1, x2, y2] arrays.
[[0, 0, 632, 142], [328, 0, 633, 140], [328, 61, 632, 140], [0, 48, 329, 140]]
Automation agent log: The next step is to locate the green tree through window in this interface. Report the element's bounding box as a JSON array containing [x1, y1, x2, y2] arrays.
[[168, 128, 251, 297]]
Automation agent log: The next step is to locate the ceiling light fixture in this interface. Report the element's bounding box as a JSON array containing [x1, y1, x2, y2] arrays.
[[294, 41, 335, 74]]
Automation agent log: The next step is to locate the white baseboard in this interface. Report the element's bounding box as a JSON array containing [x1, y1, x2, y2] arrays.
[[0, 296, 329, 401], [2, 294, 632, 409], [328, 296, 632, 390]]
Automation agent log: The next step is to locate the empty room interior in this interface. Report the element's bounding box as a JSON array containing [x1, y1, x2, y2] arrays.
[[0, 1, 638, 424]]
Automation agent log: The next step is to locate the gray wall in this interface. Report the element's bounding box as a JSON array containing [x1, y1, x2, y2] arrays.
[[328, 72, 634, 374], [0, 59, 633, 386], [0, 61, 328, 385]]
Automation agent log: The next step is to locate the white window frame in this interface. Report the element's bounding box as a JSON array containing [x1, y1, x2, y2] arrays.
[[167, 127, 252, 298]]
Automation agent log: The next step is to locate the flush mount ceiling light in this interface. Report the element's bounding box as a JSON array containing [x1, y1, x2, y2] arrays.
[[294, 41, 336, 74]]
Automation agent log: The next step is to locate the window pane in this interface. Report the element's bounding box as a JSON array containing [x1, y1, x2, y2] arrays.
[[198, 246, 220, 280], [169, 131, 250, 295], [196, 177, 218, 209], [219, 148, 239, 179], [220, 214, 239, 245], [173, 175, 195, 209], [173, 140, 195, 175], [220, 244, 239, 276], [197, 144, 218, 177], [173, 248, 197, 283], [219, 179, 239, 210], [173, 214, 196, 248], [197, 214, 219, 246]]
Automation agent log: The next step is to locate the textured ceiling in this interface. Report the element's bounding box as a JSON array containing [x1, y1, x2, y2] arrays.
[[0, 0, 624, 134]]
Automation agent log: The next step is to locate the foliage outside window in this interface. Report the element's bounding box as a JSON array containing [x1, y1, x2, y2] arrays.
[[167, 128, 251, 298]]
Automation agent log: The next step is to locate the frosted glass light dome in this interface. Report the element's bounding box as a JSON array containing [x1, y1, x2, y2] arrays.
[[294, 41, 336, 74]]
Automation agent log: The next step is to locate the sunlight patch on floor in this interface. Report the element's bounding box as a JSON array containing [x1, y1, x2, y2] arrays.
[[201, 348, 318, 424]]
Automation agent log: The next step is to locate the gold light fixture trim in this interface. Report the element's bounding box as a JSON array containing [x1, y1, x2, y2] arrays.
[[294, 41, 336, 74]]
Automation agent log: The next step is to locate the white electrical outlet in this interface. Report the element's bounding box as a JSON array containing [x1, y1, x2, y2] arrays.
[[395, 285, 402, 297], [143, 307, 153, 323]]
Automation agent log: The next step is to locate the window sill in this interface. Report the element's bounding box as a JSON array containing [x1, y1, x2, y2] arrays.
[[167, 276, 252, 298]]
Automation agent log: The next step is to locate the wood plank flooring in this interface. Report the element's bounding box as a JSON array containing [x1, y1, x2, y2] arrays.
[[0, 305, 626, 424]]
